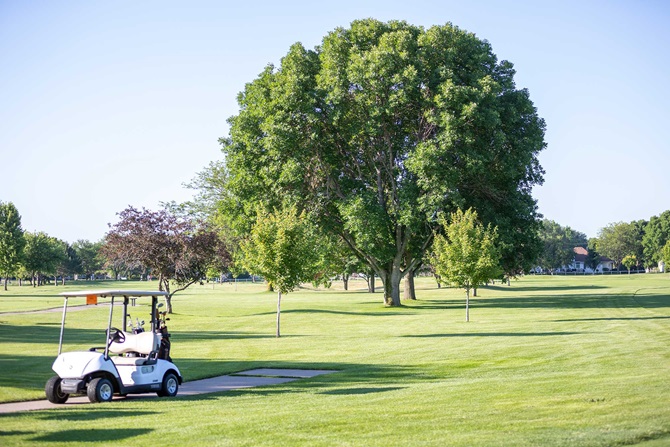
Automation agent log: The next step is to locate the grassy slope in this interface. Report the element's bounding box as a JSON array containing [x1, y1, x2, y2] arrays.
[[0, 275, 669, 446]]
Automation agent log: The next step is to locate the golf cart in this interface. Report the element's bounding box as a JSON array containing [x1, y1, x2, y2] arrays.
[[45, 290, 183, 404]]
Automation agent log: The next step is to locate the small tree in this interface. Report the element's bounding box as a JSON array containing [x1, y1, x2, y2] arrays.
[[621, 255, 637, 274], [431, 208, 501, 322], [240, 205, 317, 337], [0, 201, 26, 290]]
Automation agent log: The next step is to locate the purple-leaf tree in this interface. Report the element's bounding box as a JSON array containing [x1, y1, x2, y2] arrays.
[[102, 206, 229, 313]]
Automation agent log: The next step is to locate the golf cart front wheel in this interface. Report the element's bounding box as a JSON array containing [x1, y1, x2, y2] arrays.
[[87, 377, 114, 403], [157, 372, 179, 397], [45, 376, 69, 404]]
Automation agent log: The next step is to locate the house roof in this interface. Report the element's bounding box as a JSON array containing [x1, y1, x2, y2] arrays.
[[573, 246, 612, 264], [573, 246, 587, 262]]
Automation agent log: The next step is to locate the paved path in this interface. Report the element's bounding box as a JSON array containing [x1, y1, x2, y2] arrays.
[[0, 369, 338, 414]]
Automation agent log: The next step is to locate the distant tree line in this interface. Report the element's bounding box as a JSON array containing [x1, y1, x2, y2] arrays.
[[0, 201, 107, 290], [535, 212, 670, 273]]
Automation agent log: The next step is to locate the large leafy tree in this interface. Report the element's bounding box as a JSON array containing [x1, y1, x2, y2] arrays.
[[22, 232, 66, 286], [240, 205, 318, 337], [642, 210, 670, 267], [537, 219, 587, 273], [430, 208, 500, 322], [219, 19, 545, 306], [72, 239, 104, 280], [55, 242, 81, 285], [0, 201, 26, 290], [102, 206, 229, 313], [597, 222, 641, 270]]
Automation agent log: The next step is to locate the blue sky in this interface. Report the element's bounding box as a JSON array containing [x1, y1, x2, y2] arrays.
[[1, 0, 669, 242]]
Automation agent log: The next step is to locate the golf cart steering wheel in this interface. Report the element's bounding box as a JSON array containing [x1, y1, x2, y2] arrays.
[[109, 327, 126, 344]]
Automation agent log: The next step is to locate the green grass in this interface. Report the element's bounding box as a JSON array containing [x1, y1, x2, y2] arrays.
[[1, 275, 669, 446]]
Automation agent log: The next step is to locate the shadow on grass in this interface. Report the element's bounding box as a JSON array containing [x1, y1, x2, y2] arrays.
[[175, 360, 437, 402], [0, 322, 285, 347], [35, 409, 159, 421], [31, 428, 153, 442], [320, 386, 405, 395], [415, 290, 670, 310], [402, 332, 583, 338], [248, 309, 415, 317], [175, 330, 281, 341], [0, 322, 107, 345], [554, 316, 670, 322], [486, 285, 609, 292]]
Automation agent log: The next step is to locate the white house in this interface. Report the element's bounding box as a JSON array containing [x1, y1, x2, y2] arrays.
[[566, 247, 613, 273]]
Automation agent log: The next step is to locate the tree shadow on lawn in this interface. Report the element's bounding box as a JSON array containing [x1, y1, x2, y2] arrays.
[[486, 284, 609, 292], [0, 322, 283, 346], [207, 363, 430, 401], [175, 330, 284, 341], [0, 322, 109, 345], [416, 290, 670, 310], [554, 316, 670, 322], [247, 309, 416, 317], [320, 386, 406, 395], [33, 408, 159, 422], [30, 428, 154, 443], [402, 332, 584, 338]]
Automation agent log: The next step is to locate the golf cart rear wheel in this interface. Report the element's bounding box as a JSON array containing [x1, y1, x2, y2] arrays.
[[45, 376, 69, 404], [87, 377, 114, 403], [157, 372, 179, 397]]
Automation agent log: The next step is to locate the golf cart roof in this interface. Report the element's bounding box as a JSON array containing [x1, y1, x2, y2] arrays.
[[59, 290, 169, 298]]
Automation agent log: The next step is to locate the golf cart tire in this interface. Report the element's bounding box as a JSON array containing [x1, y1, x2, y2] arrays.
[[87, 377, 114, 403], [157, 372, 179, 397], [45, 376, 69, 404]]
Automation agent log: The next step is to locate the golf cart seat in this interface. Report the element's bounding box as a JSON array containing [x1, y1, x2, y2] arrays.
[[109, 331, 159, 356]]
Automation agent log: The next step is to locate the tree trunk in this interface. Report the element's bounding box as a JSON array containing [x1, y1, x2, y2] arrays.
[[380, 268, 402, 306], [367, 273, 375, 293], [165, 294, 173, 314], [3, 277, 7, 291], [403, 272, 417, 300], [159, 276, 174, 314], [473, 288, 477, 297], [465, 288, 470, 322], [342, 274, 349, 291], [276, 291, 282, 338]]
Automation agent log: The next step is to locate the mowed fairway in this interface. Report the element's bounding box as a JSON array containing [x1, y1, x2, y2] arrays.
[[1, 274, 669, 446]]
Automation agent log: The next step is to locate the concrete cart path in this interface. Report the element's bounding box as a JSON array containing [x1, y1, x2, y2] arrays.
[[0, 369, 338, 414]]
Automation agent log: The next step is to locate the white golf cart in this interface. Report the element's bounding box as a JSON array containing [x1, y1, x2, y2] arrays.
[[45, 290, 183, 404]]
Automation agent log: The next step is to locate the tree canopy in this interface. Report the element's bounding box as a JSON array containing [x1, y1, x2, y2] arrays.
[[22, 232, 66, 286], [102, 206, 229, 313], [240, 205, 318, 337], [218, 19, 545, 306], [0, 201, 25, 290], [642, 210, 670, 266], [537, 219, 587, 272], [597, 222, 641, 269]]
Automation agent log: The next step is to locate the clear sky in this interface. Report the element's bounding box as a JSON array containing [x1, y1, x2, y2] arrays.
[[2, 0, 669, 243]]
